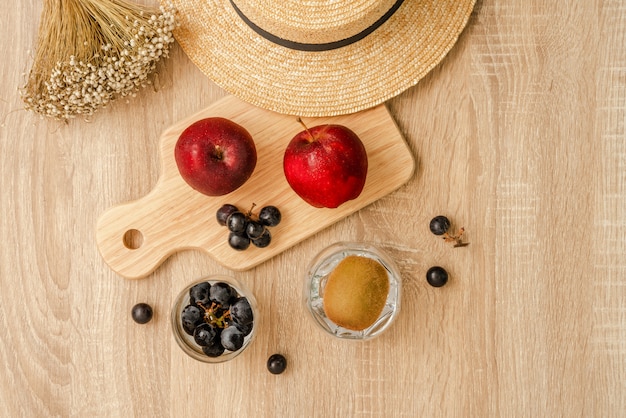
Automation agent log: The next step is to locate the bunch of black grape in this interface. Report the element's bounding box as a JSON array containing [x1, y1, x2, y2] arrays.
[[180, 281, 254, 358], [216, 203, 282, 250]]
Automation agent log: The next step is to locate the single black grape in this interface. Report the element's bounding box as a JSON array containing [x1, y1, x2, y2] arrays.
[[426, 266, 449, 287], [181, 304, 204, 335], [429, 215, 451, 236], [230, 297, 253, 326], [221, 326, 244, 351], [194, 323, 220, 347], [209, 282, 236, 308], [216, 204, 239, 226], [235, 321, 253, 337], [228, 232, 251, 251], [245, 220, 266, 239], [227, 211, 248, 233], [131, 303, 153, 324], [189, 281, 211, 306], [259, 206, 281, 227], [202, 343, 225, 357], [267, 354, 287, 374], [251, 229, 271, 248]]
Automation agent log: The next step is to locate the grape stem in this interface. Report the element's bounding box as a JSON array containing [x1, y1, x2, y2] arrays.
[[198, 302, 231, 328], [246, 203, 257, 218], [443, 227, 469, 247]]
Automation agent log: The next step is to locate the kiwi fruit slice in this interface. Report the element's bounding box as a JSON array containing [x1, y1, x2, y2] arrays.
[[323, 255, 390, 331]]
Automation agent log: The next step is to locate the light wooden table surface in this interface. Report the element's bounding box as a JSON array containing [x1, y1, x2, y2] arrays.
[[1, 1, 624, 416]]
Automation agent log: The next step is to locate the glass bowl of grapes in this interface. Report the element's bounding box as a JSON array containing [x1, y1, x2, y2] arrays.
[[304, 242, 402, 341], [171, 275, 258, 363]]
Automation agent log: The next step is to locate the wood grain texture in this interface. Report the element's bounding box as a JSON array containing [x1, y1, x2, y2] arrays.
[[1, 0, 625, 416], [96, 96, 414, 278]]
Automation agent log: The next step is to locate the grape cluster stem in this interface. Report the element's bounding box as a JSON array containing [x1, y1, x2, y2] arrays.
[[443, 227, 469, 248], [198, 302, 230, 328]]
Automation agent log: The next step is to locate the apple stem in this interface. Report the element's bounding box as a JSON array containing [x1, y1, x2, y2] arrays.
[[214, 145, 224, 161], [297, 117, 315, 142]]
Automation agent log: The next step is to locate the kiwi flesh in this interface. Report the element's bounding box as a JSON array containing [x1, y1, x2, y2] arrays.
[[323, 255, 390, 331]]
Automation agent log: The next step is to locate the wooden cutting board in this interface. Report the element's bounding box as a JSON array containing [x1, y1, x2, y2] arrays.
[[96, 95, 415, 279]]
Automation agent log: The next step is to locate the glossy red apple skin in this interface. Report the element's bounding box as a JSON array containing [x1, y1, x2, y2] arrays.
[[283, 124, 368, 208], [175, 117, 257, 196]]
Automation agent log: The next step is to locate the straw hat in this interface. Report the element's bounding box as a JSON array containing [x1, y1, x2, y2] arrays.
[[169, 0, 476, 116]]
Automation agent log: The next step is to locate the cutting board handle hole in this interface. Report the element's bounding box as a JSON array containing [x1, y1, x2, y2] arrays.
[[123, 229, 144, 250]]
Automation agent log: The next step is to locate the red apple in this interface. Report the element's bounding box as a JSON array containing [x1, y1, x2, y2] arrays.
[[283, 121, 368, 208], [175, 117, 257, 196]]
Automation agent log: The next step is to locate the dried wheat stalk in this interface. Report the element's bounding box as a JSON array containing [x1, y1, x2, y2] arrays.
[[20, 0, 177, 121]]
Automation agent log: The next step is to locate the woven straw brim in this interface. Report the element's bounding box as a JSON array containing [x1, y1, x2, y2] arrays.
[[168, 0, 476, 116]]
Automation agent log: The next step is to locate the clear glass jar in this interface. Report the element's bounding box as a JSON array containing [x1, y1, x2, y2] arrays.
[[304, 242, 402, 340], [171, 275, 258, 363]]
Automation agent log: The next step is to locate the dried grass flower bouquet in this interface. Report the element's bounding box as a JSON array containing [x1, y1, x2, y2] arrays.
[[20, 0, 177, 121]]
